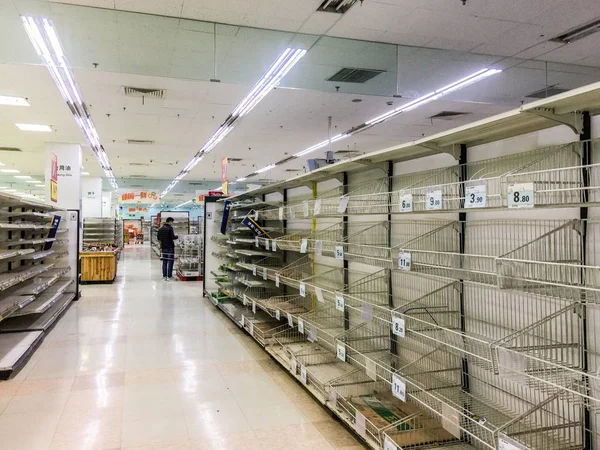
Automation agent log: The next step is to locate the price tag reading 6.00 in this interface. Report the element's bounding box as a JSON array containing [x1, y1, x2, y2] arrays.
[[399, 193, 413, 212]]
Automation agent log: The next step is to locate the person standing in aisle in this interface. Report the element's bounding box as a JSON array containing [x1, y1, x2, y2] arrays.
[[157, 217, 178, 281]]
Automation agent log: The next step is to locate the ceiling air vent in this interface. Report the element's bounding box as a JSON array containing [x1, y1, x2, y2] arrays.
[[122, 86, 165, 99], [550, 18, 600, 44], [227, 158, 243, 162], [0, 147, 22, 152], [129, 163, 150, 167], [285, 168, 303, 172], [127, 139, 154, 145], [335, 150, 361, 156], [525, 86, 569, 99], [429, 111, 470, 120], [326, 68, 384, 84], [129, 175, 148, 178], [318, 0, 359, 14]]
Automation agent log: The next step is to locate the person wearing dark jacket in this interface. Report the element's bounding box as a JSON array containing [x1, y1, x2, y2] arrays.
[[157, 217, 178, 281]]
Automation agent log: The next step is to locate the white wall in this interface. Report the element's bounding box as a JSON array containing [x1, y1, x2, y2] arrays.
[[101, 191, 113, 217], [82, 177, 103, 218]]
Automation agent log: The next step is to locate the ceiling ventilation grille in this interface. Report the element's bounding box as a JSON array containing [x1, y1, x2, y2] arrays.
[[129, 162, 150, 167], [525, 86, 569, 99], [129, 175, 148, 178], [429, 111, 470, 120], [550, 18, 600, 43], [122, 86, 165, 99], [127, 139, 155, 145], [285, 168, 303, 172], [318, 0, 359, 14], [0, 147, 22, 152], [326, 68, 385, 84]]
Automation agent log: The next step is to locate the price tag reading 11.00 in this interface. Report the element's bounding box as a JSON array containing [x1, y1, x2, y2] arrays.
[[392, 374, 406, 401], [399, 193, 413, 212], [465, 184, 486, 209], [507, 182, 534, 209], [398, 252, 411, 271]]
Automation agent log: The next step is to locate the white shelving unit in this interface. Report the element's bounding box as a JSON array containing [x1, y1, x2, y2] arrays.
[[0, 195, 79, 379], [203, 83, 600, 450], [82, 217, 119, 246]]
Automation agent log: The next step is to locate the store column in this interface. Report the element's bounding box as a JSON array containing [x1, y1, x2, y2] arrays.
[[44, 143, 82, 210], [82, 177, 102, 217]]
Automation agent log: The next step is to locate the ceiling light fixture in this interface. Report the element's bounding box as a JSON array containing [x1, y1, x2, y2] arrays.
[[14, 175, 31, 179], [236, 177, 247, 182], [1, 169, 19, 173], [25, 180, 41, 183], [237, 67, 501, 181], [175, 200, 192, 208], [15, 123, 51, 132], [82, 172, 90, 175], [21, 16, 118, 190], [160, 47, 307, 197], [0, 96, 29, 106]]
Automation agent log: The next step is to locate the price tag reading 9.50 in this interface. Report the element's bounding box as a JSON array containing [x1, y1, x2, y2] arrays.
[[399, 193, 413, 212], [392, 374, 406, 402], [465, 184, 487, 209], [507, 182, 534, 209], [335, 245, 344, 260], [426, 190, 442, 210]]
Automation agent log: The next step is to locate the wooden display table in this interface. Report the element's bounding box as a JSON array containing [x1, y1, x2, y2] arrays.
[[80, 250, 119, 283]]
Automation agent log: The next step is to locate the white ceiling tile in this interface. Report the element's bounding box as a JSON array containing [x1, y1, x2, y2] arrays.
[[378, 31, 434, 48], [297, 12, 340, 35], [426, 37, 483, 53], [241, 14, 302, 32], [180, 1, 247, 24], [115, 0, 183, 17], [48, 0, 114, 9]]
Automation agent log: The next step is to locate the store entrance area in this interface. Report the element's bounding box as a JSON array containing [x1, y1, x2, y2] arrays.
[[0, 245, 364, 449]]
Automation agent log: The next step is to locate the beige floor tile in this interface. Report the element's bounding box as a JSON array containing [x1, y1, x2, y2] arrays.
[[124, 368, 175, 385], [0, 410, 62, 436], [2, 391, 69, 415], [189, 431, 262, 450], [50, 417, 122, 450], [0, 429, 56, 450], [0, 396, 10, 414], [15, 377, 74, 395], [71, 372, 125, 391], [121, 416, 189, 448], [0, 379, 22, 397]]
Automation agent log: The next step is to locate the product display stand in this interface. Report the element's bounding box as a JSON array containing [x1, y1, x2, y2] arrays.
[[82, 217, 118, 246], [176, 234, 202, 281], [202, 89, 600, 450], [0, 196, 80, 379]]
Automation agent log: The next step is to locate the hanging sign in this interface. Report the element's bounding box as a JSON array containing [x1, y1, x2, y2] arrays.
[[315, 287, 324, 303], [336, 342, 346, 362], [392, 316, 406, 337], [338, 196, 349, 213], [50, 153, 58, 203], [335, 245, 344, 260], [220, 200, 231, 234], [119, 190, 159, 204], [398, 252, 411, 271], [335, 293, 345, 311], [298, 318, 304, 334], [287, 312, 293, 327], [299, 282, 306, 297], [300, 239, 308, 253], [221, 157, 229, 195]]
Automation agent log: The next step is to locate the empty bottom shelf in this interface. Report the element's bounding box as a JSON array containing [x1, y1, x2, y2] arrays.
[[0, 330, 43, 377], [0, 292, 75, 332]]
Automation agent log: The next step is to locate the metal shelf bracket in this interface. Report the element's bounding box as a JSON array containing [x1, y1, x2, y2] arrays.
[[528, 107, 583, 134], [418, 142, 460, 159]]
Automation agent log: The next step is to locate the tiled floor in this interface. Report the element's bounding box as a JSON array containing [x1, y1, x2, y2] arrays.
[[0, 245, 366, 450]]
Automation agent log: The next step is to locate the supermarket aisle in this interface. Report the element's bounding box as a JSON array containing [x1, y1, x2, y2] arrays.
[[0, 245, 365, 450]]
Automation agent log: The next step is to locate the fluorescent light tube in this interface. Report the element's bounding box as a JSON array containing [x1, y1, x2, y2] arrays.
[[82, 172, 90, 175], [0, 96, 29, 106], [14, 175, 31, 179], [176, 200, 192, 208], [5, 189, 16, 192], [236, 177, 247, 182], [1, 169, 19, 173], [25, 180, 41, 183], [161, 47, 306, 197], [256, 164, 276, 174], [16, 123, 51, 132]]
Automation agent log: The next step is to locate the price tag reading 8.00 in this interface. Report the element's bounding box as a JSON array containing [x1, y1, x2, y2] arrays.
[[392, 316, 405, 338], [300, 239, 308, 254], [465, 184, 487, 209], [507, 182, 534, 209], [392, 374, 406, 402], [336, 342, 346, 362], [399, 193, 413, 212], [335, 245, 344, 260], [299, 282, 306, 297], [426, 190, 442, 210], [398, 252, 411, 271], [335, 293, 345, 311]]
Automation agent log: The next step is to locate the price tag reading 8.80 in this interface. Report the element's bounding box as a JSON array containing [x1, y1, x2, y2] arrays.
[[465, 184, 487, 209], [507, 182, 534, 209], [392, 316, 405, 338], [426, 190, 442, 210], [392, 374, 406, 401], [399, 193, 413, 212]]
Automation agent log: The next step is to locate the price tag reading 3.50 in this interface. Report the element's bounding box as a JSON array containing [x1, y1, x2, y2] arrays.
[[465, 184, 486, 209], [426, 190, 442, 210], [507, 182, 534, 209]]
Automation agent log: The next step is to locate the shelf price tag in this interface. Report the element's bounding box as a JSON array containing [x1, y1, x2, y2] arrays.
[[298, 317, 304, 334], [392, 374, 406, 401], [335, 245, 344, 260], [398, 252, 411, 271], [399, 193, 413, 212], [392, 316, 405, 338], [383, 437, 398, 450], [426, 189, 442, 210], [252, 300, 256, 314], [336, 342, 346, 362], [279, 207, 284, 220], [272, 240, 277, 251], [300, 364, 307, 384], [255, 236, 259, 247], [465, 184, 487, 208], [303, 200, 309, 217], [243, 294, 248, 305], [307, 325, 317, 342], [314, 240, 323, 256], [366, 358, 377, 381], [254, 210, 259, 220], [265, 239, 270, 250], [442, 403, 461, 439], [338, 196, 349, 213], [315, 287, 324, 303], [290, 356, 297, 374], [249, 321, 254, 336], [355, 412, 366, 438], [314, 199, 321, 215], [335, 292, 345, 311], [275, 309, 281, 320], [287, 313, 294, 327], [498, 434, 529, 450], [300, 239, 308, 253], [299, 282, 306, 297], [507, 182, 534, 209], [252, 265, 257, 276], [241, 315, 245, 328], [275, 274, 280, 287], [262, 268, 267, 280]]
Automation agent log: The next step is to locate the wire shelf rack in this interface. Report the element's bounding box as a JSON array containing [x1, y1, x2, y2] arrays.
[[300, 305, 346, 353]]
